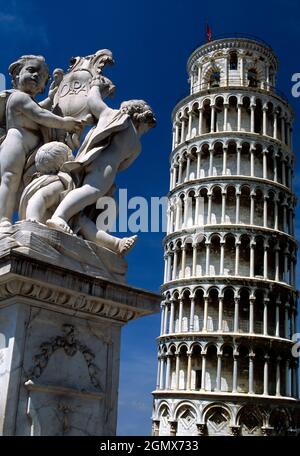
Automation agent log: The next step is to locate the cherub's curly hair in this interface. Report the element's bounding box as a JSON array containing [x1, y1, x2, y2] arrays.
[[35, 141, 73, 175], [8, 55, 50, 90], [120, 99, 156, 128]]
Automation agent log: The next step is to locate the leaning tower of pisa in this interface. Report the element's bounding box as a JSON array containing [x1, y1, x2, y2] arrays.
[[152, 35, 300, 436]]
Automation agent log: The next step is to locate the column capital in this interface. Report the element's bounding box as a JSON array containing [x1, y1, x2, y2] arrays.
[[230, 425, 240, 436], [196, 423, 207, 436], [168, 420, 178, 434]]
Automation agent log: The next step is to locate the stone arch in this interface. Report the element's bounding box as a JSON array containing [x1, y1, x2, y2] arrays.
[[224, 185, 236, 224], [192, 287, 204, 332], [222, 285, 235, 331], [211, 185, 222, 224], [220, 344, 234, 391], [203, 403, 232, 436], [206, 286, 220, 332], [269, 408, 292, 435], [237, 405, 264, 436], [203, 63, 222, 89], [157, 403, 171, 436], [174, 400, 200, 422], [240, 141, 251, 176]]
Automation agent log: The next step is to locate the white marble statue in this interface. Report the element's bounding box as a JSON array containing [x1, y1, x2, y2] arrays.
[[19, 141, 138, 255], [0, 55, 82, 227], [47, 97, 156, 235], [0, 50, 155, 258]]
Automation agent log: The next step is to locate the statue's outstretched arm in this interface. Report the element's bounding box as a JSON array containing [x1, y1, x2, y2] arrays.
[[16, 92, 81, 131]]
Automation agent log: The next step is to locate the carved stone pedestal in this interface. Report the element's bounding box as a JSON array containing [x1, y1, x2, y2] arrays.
[[0, 245, 159, 435]]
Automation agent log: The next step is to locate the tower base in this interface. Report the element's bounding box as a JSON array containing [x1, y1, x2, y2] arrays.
[[152, 394, 300, 436]]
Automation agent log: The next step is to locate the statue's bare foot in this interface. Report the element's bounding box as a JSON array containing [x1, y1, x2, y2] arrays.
[[46, 217, 74, 235], [0, 217, 12, 228], [118, 235, 138, 255]]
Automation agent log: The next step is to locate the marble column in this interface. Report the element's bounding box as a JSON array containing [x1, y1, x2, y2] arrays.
[[218, 297, 223, 331], [236, 146, 241, 175], [196, 151, 201, 179], [235, 240, 240, 276], [222, 146, 228, 175], [220, 242, 225, 275], [223, 104, 228, 131], [175, 353, 180, 390], [232, 354, 238, 393], [192, 244, 197, 276], [275, 300, 280, 337], [189, 296, 195, 331], [249, 353, 255, 394], [235, 191, 240, 224], [262, 106, 267, 135], [216, 354, 222, 391], [210, 106, 215, 133], [201, 353, 206, 390], [276, 357, 281, 396], [198, 108, 203, 135], [203, 296, 208, 331], [263, 298, 269, 336], [205, 242, 210, 276], [187, 353, 192, 390], [165, 355, 171, 389], [263, 355, 269, 395], [250, 105, 255, 133], [234, 297, 239, 332], [178, 298, 183, 332], [159, 356, 165, 389], [249, 297, 255, 333], [169, 299, 175, 333]]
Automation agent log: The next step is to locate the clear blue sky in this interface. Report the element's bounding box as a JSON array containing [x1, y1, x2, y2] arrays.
[[1, 0, 299, 436]]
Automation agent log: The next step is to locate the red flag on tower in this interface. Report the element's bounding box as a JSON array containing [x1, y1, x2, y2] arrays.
[[206, 23, 212, 42]]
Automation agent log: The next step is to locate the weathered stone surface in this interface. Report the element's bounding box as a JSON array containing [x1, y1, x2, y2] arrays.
[[0, 245, 160, 436], [0, 220, 127, 283]]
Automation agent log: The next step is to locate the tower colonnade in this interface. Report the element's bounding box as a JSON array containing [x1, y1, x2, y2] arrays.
[[152, 37, 299, 436]]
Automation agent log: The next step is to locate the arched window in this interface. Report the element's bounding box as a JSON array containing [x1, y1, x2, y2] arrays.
[[247, 68, 258, 87], [229, 52, 238, 70], [209, 71, 220, 88], [269, 66, 275, 86]]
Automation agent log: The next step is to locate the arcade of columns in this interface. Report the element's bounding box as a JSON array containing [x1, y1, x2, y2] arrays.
[[152, 37, 299, 437]]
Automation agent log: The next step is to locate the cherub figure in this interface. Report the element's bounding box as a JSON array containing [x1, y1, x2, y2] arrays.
[[0, 55, 81, 227], [19, 141, 137, 255], [47, 97, 156, 235]]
